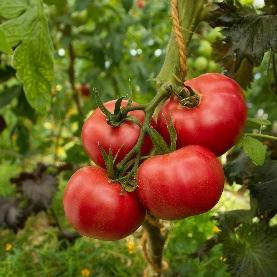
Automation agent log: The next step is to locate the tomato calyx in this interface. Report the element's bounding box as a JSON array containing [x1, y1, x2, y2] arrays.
[[94, 91, 145, 127], [99, 144, 140, 193], [177, 85, 200, 108]]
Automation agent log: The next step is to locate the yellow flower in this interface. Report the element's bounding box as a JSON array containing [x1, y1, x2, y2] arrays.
[[81, 268, 91, 277], [4, 243, 13, 252], [67, 107, 77, 117], [212, 226, 221, 233], [219, 256, 227, 262], [57, 146, 66, 158], [127, 240, 136, 254]]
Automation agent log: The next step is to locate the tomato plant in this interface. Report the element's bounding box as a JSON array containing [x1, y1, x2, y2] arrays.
[[1, 0, 276, 276], [63, 166, 145, 240], [82, 100, 153, 168], [137, 145, 225, 220], [157, 73, 247, 156]]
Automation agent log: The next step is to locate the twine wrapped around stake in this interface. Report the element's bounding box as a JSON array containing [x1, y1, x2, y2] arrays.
[[171, 0, 187, 81]]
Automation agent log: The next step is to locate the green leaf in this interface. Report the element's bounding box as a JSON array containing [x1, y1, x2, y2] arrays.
[[148, 127, 170, 154], [0, 0, 54, 112], [13, 88, 36, 121], [0, 0, 28, 19], [0, 85, 21, 109], [122, 0, 134, 12], [222, 224, 277, 277], [224, 151, 254, 186], [0, 65, 16, 82], [12, 122, 30, 154], [215, 209, 253, 233], [13, 26, 53, 113], [65, 144, 88, 164], [0, 29, 12, 54], [209, 1, 277, 86], [43, 0, 67, 11], [239, 136, 267, 166], [250, 179, 277, 216], [0, 115, 6, 134]]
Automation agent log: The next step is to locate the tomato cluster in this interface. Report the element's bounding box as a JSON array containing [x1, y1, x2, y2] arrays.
[[63, 73, 247, 240]]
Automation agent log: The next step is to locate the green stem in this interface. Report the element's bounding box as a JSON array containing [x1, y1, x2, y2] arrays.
[[156, 0, 206, 87], [116, 84, 172, 174], [122, 105, 146, 113], [245, 133, 277, 141]]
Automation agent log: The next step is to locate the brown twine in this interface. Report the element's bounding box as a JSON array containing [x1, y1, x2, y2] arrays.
[[171, 0, 187, 81], [141, 233, 168, 276]]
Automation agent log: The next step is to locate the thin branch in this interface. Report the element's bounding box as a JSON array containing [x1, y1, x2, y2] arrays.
[[245, 133, 277, 141], [68, 41, 84, 117], [188, 236, 219, 260]]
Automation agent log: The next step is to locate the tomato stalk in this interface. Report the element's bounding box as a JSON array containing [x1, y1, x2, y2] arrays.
[[156, 0, 206, 86], [115, 83, 173, 177], [141, 1, 208, 275]]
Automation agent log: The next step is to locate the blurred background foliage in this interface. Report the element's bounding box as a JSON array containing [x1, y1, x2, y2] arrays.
[[0, 0, 276, 276]]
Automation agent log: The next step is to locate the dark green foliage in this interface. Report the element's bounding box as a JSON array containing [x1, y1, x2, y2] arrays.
[[0, 85, 21, 109], [65, 144, 88, 164], [251, 179, 277, 215], [222, 224, 277, 277], [209, 0, 277, 87]]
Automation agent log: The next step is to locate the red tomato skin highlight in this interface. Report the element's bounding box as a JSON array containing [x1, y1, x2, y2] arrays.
[[82, 100, 153, 167], [137, 145, 225, 220], [64, 166, 145, 240], [157, 73, 247, 156]]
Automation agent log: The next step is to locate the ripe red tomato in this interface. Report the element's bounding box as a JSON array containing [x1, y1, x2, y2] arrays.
[[79, 84, 90, 97], [64, 166, 145, 240], [157, 73, 247, 156], [137, 0, 145, 9], [82, 100, 153, 167], [137, 145, 225, 220]]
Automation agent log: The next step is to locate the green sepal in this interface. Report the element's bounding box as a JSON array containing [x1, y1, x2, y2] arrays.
[[93, 88, 112, 119], [121, 179, 137, 192], [166, 117, 177, 151], [148, 127, 170, 154], [99, 145, 115, 179], [113, 96, 125, 115]]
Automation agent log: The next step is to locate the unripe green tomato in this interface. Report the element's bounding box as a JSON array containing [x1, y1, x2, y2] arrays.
[[208, 60, 218, 72], [206, 28, 222, 43], [194, 56, 208, 71], [198, 40, 213, 57]]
